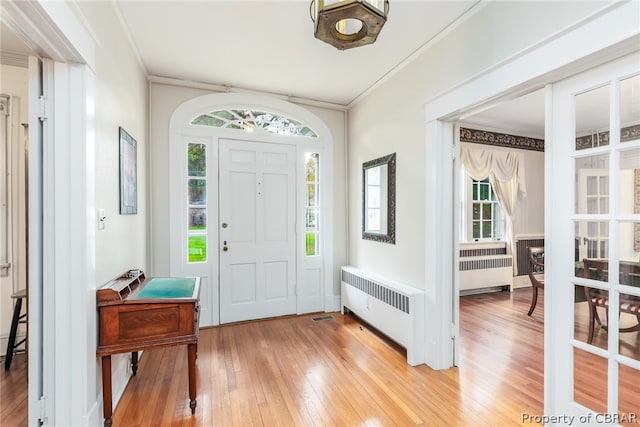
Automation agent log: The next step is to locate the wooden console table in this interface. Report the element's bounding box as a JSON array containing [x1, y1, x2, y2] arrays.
[[96, 270, 201, 427]]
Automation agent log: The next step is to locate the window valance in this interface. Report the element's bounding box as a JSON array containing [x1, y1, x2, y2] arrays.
[[460, 144, 527, 198], [461, 143, 527, 274]]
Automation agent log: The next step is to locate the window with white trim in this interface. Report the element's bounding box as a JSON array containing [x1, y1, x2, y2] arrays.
[[191, 109, 318, 137], [463, 175, 505, 241], [305, 153, 320, 256], [187, 142, 207, 263]]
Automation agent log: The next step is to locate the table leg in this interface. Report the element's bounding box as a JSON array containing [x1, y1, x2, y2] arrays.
[[4, 296, 23, 371], [188, 343, 197, 413], [101, 355, 113, 427], [131, 351, 138, 376]]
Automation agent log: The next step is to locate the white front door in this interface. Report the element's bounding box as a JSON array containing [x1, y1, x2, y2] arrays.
[[219, 138, 296, 323], [547, 52, 640, 420]]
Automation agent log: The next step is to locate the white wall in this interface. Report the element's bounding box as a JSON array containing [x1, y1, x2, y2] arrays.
[[76, 2, 149, 423], [514, 148, 545, 238], [148, 82, 347, 301], [347, 1, 607, 289], [149, 83, 209, 277], [0, 63, 28, 353], [75, 3, 149, 284], [36, 1, 150, 423]]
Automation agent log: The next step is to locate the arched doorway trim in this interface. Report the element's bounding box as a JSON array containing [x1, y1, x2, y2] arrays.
[[169, 92, 335, 326]]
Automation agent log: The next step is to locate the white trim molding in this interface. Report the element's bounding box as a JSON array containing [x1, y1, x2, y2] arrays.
[[422, 0, 640, 372], [169, 92, 336, 326], [426, 2, 640, 121], [1, 1, 92, 68]]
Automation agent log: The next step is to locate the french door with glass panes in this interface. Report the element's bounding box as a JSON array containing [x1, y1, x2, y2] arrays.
[[576, 169, 609, 260], [547, 52, 639, 421]]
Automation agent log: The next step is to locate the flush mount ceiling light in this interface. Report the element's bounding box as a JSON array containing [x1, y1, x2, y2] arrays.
[[310, 0, 389, 50]]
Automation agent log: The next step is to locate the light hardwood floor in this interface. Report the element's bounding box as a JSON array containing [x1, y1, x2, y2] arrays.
[[2, 288, 638, 426], [0, 350, 27, 426]]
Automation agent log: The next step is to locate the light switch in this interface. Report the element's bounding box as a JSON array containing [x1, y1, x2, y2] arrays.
[[98, 208, 106, 230]]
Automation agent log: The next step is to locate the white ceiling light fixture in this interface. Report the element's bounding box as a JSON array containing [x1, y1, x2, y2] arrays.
[[310, 0, 389, 50]]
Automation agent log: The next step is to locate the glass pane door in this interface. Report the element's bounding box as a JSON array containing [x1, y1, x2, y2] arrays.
[[550, 52, 640, 422]]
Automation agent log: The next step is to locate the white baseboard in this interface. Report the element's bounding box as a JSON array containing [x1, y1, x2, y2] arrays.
[[325, 295, 341, 312], [84, 398, 101, 427]]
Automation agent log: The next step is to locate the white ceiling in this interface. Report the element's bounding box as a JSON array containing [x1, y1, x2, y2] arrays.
[[0, 21, 33, 55], [1, 0, 553, 138], [461, 88, 546, 139], [114, 0, 480, 106]]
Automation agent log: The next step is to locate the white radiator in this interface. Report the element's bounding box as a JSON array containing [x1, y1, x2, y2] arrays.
[[340, 266, 425, 366], [459, 254, 513, 293]]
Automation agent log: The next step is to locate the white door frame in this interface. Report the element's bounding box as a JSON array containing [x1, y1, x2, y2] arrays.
[[422, 0, 639, 395], [169, 93, 335, 326], [3, 2, 97, 425], [26, 55, 46, 427]]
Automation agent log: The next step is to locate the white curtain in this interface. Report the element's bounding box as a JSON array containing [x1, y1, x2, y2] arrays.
[[461, 143, 527, 274]]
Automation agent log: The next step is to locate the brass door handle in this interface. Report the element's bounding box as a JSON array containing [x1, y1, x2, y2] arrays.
[[223, 241, 228, 252]]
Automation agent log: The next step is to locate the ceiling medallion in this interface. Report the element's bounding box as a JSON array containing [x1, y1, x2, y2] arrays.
[[310, 0, 389, 50]]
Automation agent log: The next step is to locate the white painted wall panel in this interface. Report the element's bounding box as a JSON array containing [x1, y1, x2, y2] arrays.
[[347, 1, 607, 289]]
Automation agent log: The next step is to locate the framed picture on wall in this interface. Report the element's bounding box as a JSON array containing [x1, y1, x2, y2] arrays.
[[119, 126, 137, 214]]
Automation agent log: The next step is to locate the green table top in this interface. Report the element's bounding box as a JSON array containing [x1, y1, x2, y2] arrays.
[[133, 277, 196, 299]]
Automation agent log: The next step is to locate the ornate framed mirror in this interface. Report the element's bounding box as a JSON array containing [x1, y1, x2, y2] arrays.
[[362, 153, 396, 244]]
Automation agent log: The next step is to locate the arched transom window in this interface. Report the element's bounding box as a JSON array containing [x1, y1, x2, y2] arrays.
[[191, 109, 318, 137]]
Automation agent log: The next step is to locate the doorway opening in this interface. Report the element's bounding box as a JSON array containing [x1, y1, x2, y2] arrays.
[[169, 93, 335, 327], [455, 88, 546, 416], [446, 52, 640, 420], [0, 22, 34, 424]]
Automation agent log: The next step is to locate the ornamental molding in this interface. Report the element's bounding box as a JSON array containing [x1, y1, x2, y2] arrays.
[[462, 123, 640, 152], [575, 132, 609, 150], [622, 123, 640, 142], [460, 127, 544, 152], [576, 123, 640, 150]]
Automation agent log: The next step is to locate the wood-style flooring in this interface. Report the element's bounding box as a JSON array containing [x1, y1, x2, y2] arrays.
[[0, 350, 27, 426], [2, 288, 639, 426]]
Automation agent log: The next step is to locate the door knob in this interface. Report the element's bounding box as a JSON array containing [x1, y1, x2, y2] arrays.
[[223, 240, 228, 252]]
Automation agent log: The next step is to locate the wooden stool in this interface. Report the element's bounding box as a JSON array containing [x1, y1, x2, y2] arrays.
[[4, 289, 27, 370]]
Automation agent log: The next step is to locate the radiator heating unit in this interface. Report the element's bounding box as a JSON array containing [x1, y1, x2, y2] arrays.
[[341, 266, 425, 366], [512, 236, 544, 288], [459, 244, 513, 293]]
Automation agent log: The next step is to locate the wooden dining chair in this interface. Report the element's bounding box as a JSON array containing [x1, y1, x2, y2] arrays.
[[582, 258, 640, 344], [527, 247, 545, 316]]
